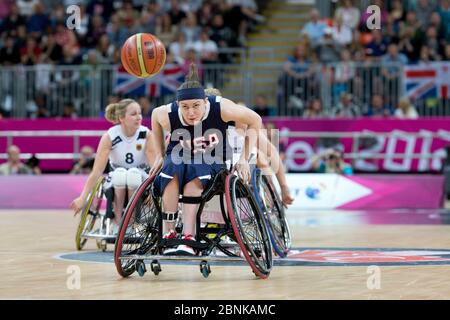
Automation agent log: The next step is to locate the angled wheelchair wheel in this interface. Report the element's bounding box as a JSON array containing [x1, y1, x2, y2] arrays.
[[252, 170, 291, 257], [225, 174, 272, 279], [114, 175, 159, 277], [75, 176, 105, 250]]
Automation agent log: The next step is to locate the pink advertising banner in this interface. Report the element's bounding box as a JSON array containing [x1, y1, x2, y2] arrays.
[[1, 118, 450, 172], [267, 118, 450, 172], [0, 119, 150, 171]]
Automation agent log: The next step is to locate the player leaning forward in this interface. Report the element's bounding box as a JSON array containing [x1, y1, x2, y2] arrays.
[[70, 99, 153, 234], [149, 63, 262, 256]]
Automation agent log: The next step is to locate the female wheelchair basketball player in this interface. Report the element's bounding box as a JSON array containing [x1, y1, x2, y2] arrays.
[[114, 63, 273, 278], [70, 99, 153, 245], [150, 63, 263, 256], [204, 88, 293, 257]]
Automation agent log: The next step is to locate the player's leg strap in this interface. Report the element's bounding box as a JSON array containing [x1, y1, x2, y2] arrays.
[[105, 187, 115, 219], [179, 196, 202, 204], [162, 211, 178, 221]]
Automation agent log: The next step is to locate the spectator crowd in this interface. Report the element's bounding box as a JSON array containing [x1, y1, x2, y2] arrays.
[[0, 0, 264, 118], [281, 0, 450, 119], [0, 0, 262, 67], [0, 0, 449, 120]]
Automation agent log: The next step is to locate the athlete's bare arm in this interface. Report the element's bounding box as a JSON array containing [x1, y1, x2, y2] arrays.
[[144, 131, 156, 167], [70, 134, 111, 214], [220, 98, 262, 183], [148, 105, 171, 177], [257, 132, 294, 207], [230, 116, 293, 206], [220, 98, 262, 161]]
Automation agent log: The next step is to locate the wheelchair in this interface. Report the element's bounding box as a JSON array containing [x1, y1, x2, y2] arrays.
[[75, 175, 118, 252], [250, 168, 292, 258], [114, 168, 273, 279]]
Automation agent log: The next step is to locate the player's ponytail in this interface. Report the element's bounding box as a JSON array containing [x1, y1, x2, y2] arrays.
[[176, 63, 205, 101], [178, 63, 203, 90], [105, 99, 136, 124]]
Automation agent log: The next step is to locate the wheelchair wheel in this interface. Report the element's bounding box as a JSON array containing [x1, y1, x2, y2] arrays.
[[225, 174, 272, 279], [253, 170, 291, 257], [75, 176, 105, 250], [114, 176, 159, 277]]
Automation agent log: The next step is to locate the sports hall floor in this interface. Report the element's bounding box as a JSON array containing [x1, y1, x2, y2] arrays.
[[1, 208, 450, 300]]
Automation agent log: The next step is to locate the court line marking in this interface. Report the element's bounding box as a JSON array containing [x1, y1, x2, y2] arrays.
[[55, 247, 450, 267]]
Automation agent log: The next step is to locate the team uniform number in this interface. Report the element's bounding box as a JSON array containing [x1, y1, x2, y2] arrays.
[[125, 153, 134, 164]]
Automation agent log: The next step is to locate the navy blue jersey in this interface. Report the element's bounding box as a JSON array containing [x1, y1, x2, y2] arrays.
[[166, 95, 232, 164]]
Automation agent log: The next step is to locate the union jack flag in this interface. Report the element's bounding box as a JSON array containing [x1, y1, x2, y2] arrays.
[[404, 62, 450, 100], [113, 63, 184, 97]]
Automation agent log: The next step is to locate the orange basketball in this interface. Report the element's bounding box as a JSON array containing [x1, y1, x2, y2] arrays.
[[120, 33, 166, 78]]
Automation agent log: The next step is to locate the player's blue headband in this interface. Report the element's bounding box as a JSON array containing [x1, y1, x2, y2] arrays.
[[177, 87, 205, 101]]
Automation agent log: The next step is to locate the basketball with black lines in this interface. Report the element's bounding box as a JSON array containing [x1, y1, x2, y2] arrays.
[[120, 33, 166, 78]]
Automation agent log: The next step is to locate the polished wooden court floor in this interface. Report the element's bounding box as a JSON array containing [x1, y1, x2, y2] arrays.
[[1, 209, 450, 300]]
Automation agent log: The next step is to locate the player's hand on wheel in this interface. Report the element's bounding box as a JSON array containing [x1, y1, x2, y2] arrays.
[[70, 197, 84, 216], [281, 186, 294, 208], [149, 156, 163, 178], [234, 162, 251, 184]]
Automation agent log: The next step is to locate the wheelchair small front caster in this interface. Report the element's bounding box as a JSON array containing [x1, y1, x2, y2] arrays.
[[96, 239, 107, 252], [150, 259, 161, 276], [136, 260, 146, 277], [200, 260, 211, 278]]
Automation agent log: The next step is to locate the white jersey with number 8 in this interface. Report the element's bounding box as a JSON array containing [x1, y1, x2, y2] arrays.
[[107, 125, 150, 170]]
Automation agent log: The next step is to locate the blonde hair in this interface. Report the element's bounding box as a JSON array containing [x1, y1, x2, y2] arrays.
[[105, 99, 136, 124], [205, 87, 222, 96]]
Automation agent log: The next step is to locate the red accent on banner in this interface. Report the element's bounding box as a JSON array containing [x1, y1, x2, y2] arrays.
[[405, 70, 436, 77], [441, 85, 448, 99], [289, 250, 450, 263]]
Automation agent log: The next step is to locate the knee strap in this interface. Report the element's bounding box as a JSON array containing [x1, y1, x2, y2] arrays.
[[104, 188, 115, 219], [180, 196, 202, 204], [162, 211, 178, 221]]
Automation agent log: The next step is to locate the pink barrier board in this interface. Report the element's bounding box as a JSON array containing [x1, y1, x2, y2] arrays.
[[285, 173, 444, 210], [341, 175, 444, 209], [0, 175, 86, 209], [0, 174, 444, 210]]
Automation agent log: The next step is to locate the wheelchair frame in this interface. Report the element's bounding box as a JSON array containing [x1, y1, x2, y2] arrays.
[[75, 175, 117, 252], [114, 168, 273, 279], [250, 168, 292, 257]]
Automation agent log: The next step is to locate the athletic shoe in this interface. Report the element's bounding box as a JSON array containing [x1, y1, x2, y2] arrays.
[[206, 223, 219, 239], [174, 234, 196, 256], [162, 230, 179, 255], [164, 234, 196, 256], [163, 229, 177, 239]]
